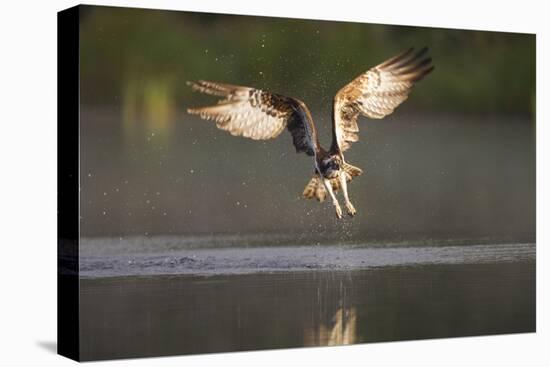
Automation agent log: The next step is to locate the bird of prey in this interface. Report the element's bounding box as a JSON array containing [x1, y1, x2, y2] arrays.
[[187, 47, 434, 218]]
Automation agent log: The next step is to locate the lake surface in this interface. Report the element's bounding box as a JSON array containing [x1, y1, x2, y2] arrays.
[[77, 240, 535, 361]]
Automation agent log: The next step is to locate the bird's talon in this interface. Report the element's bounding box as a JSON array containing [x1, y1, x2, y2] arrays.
[[346, 202, 356, 217], [335, 205, 343, 219]]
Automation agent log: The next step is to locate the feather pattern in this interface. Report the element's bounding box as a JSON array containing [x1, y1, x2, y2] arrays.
[[331, 47, 434, 153], [302, 162, 363, 201], [187, 80, 320, 156]]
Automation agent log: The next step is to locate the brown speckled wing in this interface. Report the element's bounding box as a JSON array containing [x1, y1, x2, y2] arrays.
[[331, 47, 434, 153], [187, 81, 320, 156]]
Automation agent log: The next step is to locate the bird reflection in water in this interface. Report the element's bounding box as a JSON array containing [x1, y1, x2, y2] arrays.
[[304, 307, 357, 346]]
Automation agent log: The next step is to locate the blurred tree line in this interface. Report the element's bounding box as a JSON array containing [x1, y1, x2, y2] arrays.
[[79, 5, 535, 119]]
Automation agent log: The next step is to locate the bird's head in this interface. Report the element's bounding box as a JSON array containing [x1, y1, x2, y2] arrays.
[[320, 156, 342, 178]]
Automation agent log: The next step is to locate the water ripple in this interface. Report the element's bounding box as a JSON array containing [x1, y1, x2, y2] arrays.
[[77, 238, 535, 278]]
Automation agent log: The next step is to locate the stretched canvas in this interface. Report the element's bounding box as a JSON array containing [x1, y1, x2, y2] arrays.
[[58, 4, 536, 361]]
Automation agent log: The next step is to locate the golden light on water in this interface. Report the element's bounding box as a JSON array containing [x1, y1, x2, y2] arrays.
[[304, 307, 357, 346]]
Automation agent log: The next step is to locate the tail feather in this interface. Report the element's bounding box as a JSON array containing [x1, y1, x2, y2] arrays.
[[302, 162, 363, 201], [303, 175, 327, 202], [342, 162, 363, 178]]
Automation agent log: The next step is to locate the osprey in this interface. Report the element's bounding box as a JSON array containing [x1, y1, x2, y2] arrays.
[[187, 47, 434, 218]]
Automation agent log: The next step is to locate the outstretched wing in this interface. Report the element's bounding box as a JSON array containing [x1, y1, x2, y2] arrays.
[[331, 47, 434, 153], [187, 80, 320, 156]]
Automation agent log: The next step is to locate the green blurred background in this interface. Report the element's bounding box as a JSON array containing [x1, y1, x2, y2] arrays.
[[78, 5, 535, 242]]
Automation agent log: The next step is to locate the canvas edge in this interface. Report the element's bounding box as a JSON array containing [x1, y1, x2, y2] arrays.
[[57, 4, 81, 362]]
